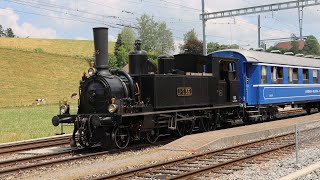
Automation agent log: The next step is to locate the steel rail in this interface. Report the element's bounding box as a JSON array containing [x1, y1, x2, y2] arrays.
[[170, 143, 294, 179], [0, 138, 174, 176], [94, 133, 295, 179], [0, 137, 71, 155]]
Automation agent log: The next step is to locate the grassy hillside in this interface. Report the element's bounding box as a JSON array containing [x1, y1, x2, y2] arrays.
[[0, 48, 89, 107], [0, 37, 115, 57], [0, 38, 116, 142]]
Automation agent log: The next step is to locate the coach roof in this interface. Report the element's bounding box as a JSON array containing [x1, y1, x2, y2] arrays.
[[214, 49, 320, 68]]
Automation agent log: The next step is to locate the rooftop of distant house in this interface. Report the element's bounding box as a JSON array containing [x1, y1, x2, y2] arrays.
[[275, 40, 305, 50]]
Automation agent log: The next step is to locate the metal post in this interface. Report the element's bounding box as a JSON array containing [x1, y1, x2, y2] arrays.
[[258, 15, 261, 48], [295, 124, 299, 163], [298, 0, 304, 40], [201, 0, 207, 55], [60, 123, 64, 135]]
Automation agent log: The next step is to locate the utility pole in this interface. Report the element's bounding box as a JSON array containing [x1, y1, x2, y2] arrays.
[[201, 0, 207, 55], [258, 15, 261, 48], [298, 0, 304, 40]]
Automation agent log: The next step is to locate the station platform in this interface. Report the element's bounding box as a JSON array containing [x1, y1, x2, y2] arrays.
[[160, 112, 320, 152]]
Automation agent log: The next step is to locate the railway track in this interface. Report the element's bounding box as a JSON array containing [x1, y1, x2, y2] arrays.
[[0, 137, 174, 177], [0, 109, 315, 178], [94, 133, 295, 179], [0, 135, 72, 156]]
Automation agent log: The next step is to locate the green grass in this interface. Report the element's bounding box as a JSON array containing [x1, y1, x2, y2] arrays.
[[0, 104, 79, 143], [0, 37, 115, 57], [0, 48, 90, 107]]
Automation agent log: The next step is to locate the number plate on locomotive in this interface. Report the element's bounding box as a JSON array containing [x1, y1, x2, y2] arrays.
[[177, 87, 192, 96]]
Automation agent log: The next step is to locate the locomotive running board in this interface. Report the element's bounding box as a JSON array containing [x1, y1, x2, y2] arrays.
[[122, 104, 240, 117]]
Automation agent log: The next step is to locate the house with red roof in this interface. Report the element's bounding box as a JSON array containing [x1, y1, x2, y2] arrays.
[[275, 40, 305, 50]]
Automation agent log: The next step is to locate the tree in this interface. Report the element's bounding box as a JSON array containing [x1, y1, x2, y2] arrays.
[[137, 14, 174, 56], [290, 40, 300, 54], [303, 35, 320, 55], [0, 25, 4, 37], [5, 28, 15, 37], [114, 27, 136, 68], [183, 29, 198, 42], [156, 22, 174, 55], [119, 27, 136, 51], [108, 54, 118, 68], [180, 29, 203, 54], [207, 42, 220, 54], [266, 46, 286, 53]]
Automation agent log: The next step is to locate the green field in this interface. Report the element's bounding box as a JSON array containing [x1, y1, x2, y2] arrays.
[[0, 104, 77, 143], [0, 37, 115, 57]]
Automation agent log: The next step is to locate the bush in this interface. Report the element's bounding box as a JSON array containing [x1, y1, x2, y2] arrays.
[[34, 48, 44, 53]]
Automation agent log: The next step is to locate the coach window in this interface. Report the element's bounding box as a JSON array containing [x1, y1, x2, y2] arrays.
[[293, 68, 298, 84], [228, 62, 237, 80], [271, 66, 277, 84], [261, 66, 267, 84], [313, 69, 318, 84], [288, 67, 293, 84], [277, 67, 283, 84], [303, 69, 309, 84]]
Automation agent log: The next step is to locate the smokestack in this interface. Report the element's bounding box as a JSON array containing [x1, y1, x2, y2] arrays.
[[93, 27, 109, 72]]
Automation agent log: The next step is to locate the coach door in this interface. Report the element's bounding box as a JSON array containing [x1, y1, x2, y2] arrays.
[[219, 59, 240, 103]]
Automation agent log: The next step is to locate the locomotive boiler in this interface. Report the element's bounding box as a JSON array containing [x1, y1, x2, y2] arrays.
[[52, 27, 242, 149]]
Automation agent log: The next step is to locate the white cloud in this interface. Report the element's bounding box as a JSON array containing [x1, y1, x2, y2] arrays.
[[0, 8, 57, 38]]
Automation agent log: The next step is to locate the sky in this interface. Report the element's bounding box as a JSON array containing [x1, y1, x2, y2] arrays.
[[1, 0, 320, 51]]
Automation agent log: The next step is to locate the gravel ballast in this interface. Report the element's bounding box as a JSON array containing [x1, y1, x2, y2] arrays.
[[220, 147, 320, 180]]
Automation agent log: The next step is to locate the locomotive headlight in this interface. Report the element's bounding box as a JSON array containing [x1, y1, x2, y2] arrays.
[[60, 105, 68, 115], [108, 104, 118, 113], [88, 67, 97, 76]]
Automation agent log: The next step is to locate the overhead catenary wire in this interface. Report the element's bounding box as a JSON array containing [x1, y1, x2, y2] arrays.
[[3, 0, 314, 47], [0, 7, 123, 29]]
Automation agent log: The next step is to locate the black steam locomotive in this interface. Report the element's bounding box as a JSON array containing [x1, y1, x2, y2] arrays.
[[52, 27, 242, 149]]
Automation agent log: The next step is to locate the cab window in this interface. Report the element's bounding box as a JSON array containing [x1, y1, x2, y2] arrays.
[[261, 66, 267, 84], [303, 69, 309, 84], [313, 69, 318, 84], [288, 67, 293, 84], [293, 68, 298, 83], [276, 67, 283, 84], [271, 66, 277, 84], [219, 61, 237, 81]]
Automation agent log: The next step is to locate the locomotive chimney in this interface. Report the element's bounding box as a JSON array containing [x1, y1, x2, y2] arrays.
[[93, 27, 110, 74]]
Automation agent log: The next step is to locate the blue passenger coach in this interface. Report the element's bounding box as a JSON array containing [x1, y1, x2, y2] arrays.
[[210, 49, 320, 114]]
